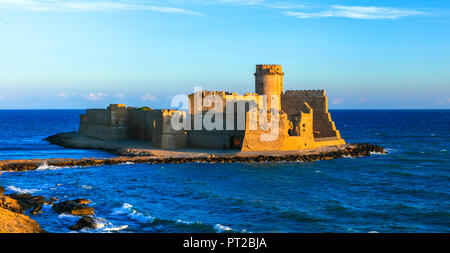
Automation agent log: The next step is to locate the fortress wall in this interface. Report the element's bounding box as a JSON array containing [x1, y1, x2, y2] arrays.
[[314, 138, 346, 148], [282, 90, 340, 138], [79, 107, 130, 141], [152, 110, 188, 149], [294, 103, 315, 149], [81, 109, 111, 125], [282, 90, 327, 115], [188, 111, 246, 149], [78, 105, 188, 147], [188, 91, 260, 116], [188, 130, 245, 149], [188, 92, 260, 132], [241, 107, 319, 151], [128, 110, 160, 141], [188, 91, 230, 115], [241, 112, 289, 151], [108, 104, 129, 126]]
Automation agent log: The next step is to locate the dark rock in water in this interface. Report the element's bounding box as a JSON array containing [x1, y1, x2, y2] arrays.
[[0, 186, 4, 195], [73, 198, 91, 205], [47, 197, 59, 205], [7, 193, 48, 215], [52, 199, 95, 216], [69, 216, 97, 231], [30, 203, 43, 215]]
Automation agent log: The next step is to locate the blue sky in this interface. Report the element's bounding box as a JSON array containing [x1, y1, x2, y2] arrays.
[[0, 0, 449, 109]]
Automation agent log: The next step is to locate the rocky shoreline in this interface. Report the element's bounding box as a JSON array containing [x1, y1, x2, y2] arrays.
[[0, 186, 45, 233], [0, 184, 100, 233]]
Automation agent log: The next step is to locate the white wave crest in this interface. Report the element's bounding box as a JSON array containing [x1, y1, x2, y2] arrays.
[[58, 213, 79, 220], [370, 151, 386, 155], [112, 203, 133, 215], [176, 219, 194, 225], [36, 162, 62, 171], [214, 224, 233, 233], [103, 225, 129, 232], [70, 215, 129, 233], [128, 210, 155, 223], [112, 203, 155, 223], [7, 185, 40, 194]]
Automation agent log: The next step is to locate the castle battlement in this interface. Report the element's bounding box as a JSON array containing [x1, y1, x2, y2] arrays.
[[107, 104, 127, 110], [193, 90, 234, 97], [254, 64, 284, 76], [284, 90, 325, 97]]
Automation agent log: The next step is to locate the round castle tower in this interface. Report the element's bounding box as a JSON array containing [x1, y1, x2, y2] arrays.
[[254, 64, 284, 109]]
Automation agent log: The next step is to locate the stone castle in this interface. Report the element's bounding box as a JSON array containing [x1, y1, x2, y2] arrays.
[[79, 65, 345, 151]]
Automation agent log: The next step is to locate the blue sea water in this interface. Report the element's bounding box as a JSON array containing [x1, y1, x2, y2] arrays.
[[0, 109, 449, 233]]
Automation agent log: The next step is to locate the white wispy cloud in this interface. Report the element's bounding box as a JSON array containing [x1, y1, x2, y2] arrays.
[[284, 5, 426, 19], [141, 92, 156, 101], [0, 1, 427, 19], [56, 93, 69, 99], [0, 0, 203, 15], [216, 0, 305, 9], [332, 97, 344, 105], [83, 92, 108, 101]]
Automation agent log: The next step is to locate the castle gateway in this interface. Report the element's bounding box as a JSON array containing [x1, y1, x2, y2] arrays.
[[79, 65, 345, 151]]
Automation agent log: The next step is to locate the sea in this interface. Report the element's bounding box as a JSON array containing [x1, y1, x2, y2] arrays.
[[0, 109, 448, 233]]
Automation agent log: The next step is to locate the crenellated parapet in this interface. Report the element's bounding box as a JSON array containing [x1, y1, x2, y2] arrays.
[[283, 90, 325, 97], [254, 64, 284, 76]]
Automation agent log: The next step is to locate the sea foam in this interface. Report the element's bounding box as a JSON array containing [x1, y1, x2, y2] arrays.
[[36, 162, 62, 171], [112, 203, 155, 223], [7, 185, 40, 194], [213, 224, 233, 233]]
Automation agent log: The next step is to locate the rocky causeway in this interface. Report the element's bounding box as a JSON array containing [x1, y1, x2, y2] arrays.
[[0, 132, 385, 172]]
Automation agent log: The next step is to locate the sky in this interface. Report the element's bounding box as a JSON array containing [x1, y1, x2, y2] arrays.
[[0, 0, 449, 109]]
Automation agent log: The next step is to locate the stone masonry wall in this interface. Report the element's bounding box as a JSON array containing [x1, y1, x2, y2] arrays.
[[79, 105, 130, 141], [128, 110, 160, 141], [281, 90, 341, 138]]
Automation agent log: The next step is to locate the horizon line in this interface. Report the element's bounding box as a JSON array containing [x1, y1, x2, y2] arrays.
[[0, 108, 449, 110]]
